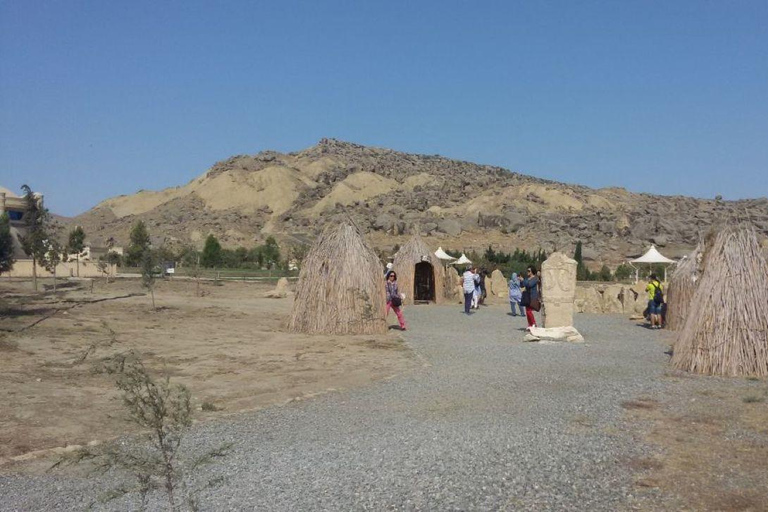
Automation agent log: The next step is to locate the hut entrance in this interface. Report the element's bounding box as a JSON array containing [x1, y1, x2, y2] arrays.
[[414, 261, 436, 302]]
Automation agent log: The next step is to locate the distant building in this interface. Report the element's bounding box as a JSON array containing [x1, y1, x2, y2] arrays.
[[1, 185, 118, 278], [1, 186, 41, 260]]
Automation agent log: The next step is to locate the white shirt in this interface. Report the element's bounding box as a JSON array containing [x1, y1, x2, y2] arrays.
[[462, 271, 476, 294]]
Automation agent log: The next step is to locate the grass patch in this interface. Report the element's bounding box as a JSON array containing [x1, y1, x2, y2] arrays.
[[621, 398, 659, 410], [201, 401, 222, 412]]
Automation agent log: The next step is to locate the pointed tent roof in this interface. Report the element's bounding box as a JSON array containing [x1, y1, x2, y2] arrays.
[[434, 247, 456, 261], [451, 253, 472, 265], [630, 245, 676, 264]]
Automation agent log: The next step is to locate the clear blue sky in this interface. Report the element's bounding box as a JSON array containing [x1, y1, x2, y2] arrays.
[[1, 0, 767, 216]]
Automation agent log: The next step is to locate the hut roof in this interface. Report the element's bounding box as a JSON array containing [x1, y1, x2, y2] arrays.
[[394, 234, 442, 267], [288, 222, 386, 335], [666, 243, 703, 331], [671, 227, 768, 376]]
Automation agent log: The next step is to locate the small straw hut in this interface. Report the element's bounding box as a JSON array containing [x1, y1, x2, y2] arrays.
[[665, 243, 703, 331], [392, 235, 446, 305], [671, 227, 768, 377], [288, 222, 387, 335]]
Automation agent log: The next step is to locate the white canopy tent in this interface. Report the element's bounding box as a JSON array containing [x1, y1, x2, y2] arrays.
[[629, 245, 676, 282], [434, 247, 456, 261], [450, 253, 472, 266]]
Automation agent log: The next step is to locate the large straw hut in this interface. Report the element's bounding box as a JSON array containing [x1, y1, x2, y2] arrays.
[[671, 227, 768, 377], [288, 222, 387, 335], [665, 243, 703, 331], [392, 235, 446, 305]]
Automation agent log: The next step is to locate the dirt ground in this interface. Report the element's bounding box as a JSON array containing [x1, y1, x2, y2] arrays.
[[625, 371, 768, 511], [0, 277, 417, 470]]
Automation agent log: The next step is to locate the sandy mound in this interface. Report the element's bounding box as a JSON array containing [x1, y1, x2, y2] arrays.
[[192, 165, 318, 216], [311, 172, 399, 212]]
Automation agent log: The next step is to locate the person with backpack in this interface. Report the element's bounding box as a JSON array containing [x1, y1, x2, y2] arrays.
[[385, 271, 407, 330], [645, 274, 664, 329]]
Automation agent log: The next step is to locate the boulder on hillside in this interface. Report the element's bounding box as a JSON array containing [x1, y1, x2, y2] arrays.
[[437, 218, 462, 237], [581, 247, 599, 261], [372, 214, 395, 232], [477, 213, 509, 229]]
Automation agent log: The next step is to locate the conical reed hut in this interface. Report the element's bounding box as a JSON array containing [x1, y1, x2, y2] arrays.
[[665, 243, 703, 331], [288, 222, 387, 335], [392, 235, 445, 305], [671, 227, 768, 377]]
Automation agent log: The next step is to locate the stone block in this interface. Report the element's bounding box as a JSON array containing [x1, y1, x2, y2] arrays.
[[541, 252, 577, 328]]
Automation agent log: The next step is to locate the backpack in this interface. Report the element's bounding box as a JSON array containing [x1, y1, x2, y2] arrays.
[[652, 282, 664, 305]]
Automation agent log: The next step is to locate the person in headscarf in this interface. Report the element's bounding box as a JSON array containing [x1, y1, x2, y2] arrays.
[[508, 272, 524, 316]]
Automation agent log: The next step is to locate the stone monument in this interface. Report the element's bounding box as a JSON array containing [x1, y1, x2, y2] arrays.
[[541, 251, 577, 328]]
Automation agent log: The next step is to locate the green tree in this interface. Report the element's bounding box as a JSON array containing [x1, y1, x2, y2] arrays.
[[260, 236, 281, 269], [200, 234, 222, 268], [18, 185, 54, 291], [0, 213, 15, 276], [126, 221, 151, 267], [41, 239, 64, 292], [574, 241, 590, 281], [67, 226, 86, 277], [614, 263, 633, 282], [597, 264, 613, 282], [141, 250, 157, 309]]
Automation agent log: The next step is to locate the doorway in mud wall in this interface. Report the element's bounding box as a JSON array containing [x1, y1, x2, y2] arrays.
[[414, 261, 436, 302]]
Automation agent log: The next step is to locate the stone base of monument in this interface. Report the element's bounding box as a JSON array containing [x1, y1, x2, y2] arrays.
[[523, 326, 584, 343]]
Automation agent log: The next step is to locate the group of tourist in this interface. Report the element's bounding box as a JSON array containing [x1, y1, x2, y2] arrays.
[[383, 264, 544, 332], [383, 262, 668, 333], [463, 266, 542, 330]]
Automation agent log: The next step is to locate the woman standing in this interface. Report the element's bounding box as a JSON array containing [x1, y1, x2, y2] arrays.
[[520, 266, 540, 329], [472, 267, 482, 309], [508, 272, 524, 316], [385, 271, 407, 330]]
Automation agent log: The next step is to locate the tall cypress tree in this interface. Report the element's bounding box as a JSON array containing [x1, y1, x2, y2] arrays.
[[201, 234, 222, 268], [574, 241, 590, 281]]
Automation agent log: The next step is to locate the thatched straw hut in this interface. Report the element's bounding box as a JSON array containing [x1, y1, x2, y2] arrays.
[[392, 235, 446, 305], [665, 243, 703, 331], [671, 227, 768, 377], [288, 222, 387, 335]]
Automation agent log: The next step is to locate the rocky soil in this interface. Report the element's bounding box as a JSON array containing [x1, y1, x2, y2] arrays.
[[68, 139, 768, 265]]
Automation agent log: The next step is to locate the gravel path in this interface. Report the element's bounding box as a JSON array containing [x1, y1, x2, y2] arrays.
[[1, 306, 673, 511]]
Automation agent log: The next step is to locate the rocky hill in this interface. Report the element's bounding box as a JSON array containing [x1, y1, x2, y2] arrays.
[[70, 138, 768, 266]]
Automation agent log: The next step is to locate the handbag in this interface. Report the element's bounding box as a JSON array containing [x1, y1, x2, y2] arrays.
[[529, 297, 541, 312], [391, 296, 402, 307]]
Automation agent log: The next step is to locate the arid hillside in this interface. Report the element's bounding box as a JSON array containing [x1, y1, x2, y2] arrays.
[[70, 138, 768, 265]]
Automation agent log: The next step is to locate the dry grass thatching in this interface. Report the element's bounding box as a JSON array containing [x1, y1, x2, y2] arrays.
[[288, 222, 387, 335], [671, 227, 768, 377], [392, 235, 446, 305], [666, 243, 703, 331]]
